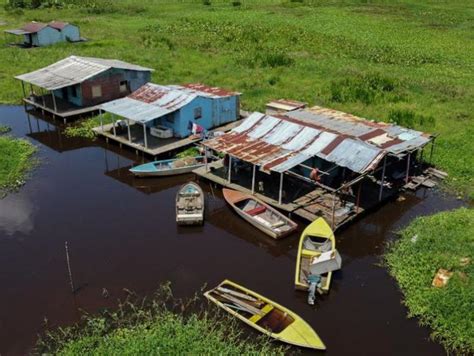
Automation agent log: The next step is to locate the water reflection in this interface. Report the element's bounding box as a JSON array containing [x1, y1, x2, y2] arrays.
[[0, 193, 34, 236]]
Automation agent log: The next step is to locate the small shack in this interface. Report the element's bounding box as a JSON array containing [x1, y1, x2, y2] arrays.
[[16, 56, 153, 121], [94, 82, 241, 155], [4, 21, 81, 47], [196, 106, 441, 229]]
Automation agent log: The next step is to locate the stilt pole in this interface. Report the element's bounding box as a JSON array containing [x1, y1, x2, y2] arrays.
[[331, 192, 337, 230], [99, 109, 104, 132], [143, 123, 148, 148], [278, 172, 284, 205], [112, 114, 117, 136], [227, 156, 232, 183], [127, 119, 132, 142], [51, 90, 57, 114], [405, 152, 411, 185], [251, 164, 256, 194], [378, 155, 387, 202]]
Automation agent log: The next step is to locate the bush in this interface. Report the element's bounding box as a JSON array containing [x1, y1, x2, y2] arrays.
[[330, 73, 398, 105], [388, 109, 435, 129]]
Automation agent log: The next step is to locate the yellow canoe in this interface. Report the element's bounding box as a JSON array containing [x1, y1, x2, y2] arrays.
[[295, 217, 336, 292], [204, 279, 326, 350]]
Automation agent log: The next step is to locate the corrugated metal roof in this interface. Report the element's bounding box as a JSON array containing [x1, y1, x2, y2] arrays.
[[266, 99, 307, 112], [15, 56, 153, 90], [48, 21, 70, 30], [100, 82, 238, 123], [203, 108, 432, 174]]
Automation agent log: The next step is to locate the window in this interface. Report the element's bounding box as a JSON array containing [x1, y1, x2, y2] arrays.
[[194, 107, 202, 120], [91, 85, 102, 98], [119, 80, 129, 93]]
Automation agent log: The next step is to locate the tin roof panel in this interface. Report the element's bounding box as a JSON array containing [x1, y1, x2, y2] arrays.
[[16, 56, 153, 90]]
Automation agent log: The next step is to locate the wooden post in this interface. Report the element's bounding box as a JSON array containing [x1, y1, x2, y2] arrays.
[[26, 112, 33, 134], [405, 152, 411, 184], [429, 138, 436, 165], [251, 164, 256, 194], [227, 156, 232, 183], [51, 90, 57, 114], [30, 83, 33, 96], [127, 119, 132, 142], [65, 241, 75, 293], [204, 146, 209, 172], [378, 155, 387, 202], [112, 114, 117, 136], [99, 110, 104, 132], [355, 182, 362, 214], [278, 172, 284, 205], [41, 87, 46, 108], [21, 81, 26, 98], [143, 123, 148, 148], [331, 192, 337, 230]]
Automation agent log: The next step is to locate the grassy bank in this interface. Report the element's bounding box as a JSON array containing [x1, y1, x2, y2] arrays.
[[386, 208, 474, 354], [36, 285, 285, 355], [0, 132, 36, 194], [0, 1, 472, 197]]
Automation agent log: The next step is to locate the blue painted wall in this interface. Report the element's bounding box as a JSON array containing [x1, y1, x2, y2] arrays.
[[59, 25, 80, 42], [152, 94, 239, 138], [33, 26, 61, 46]]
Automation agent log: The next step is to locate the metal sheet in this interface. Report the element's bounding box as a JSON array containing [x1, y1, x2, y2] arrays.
[[203, 107, 432, 174], [16, 55, 153, 90], [100, 97, 171, 123]]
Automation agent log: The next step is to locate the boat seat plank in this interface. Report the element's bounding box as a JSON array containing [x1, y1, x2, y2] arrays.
[[302, 249, 322, 258], [246, 205, 267, 216], [249, 304, 274, 323]]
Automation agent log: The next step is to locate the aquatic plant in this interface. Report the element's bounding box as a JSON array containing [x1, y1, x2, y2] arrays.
[[35, 283, 286, 355], [0, 135, 36, 194], [386, 208, 474, 354]]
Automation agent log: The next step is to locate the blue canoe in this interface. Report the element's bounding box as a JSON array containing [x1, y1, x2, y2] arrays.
[[130, 156, 205, 177]]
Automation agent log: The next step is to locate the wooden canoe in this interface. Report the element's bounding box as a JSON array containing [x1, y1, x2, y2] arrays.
[[204, 279, 326, 350], [222, 188, 297, 239], [295, 217, 336, 293], [130, 156, 205, 177], [176, 182, 204, 225]]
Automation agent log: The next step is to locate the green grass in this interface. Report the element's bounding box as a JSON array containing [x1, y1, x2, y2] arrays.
[[0, 134, 36, 194], [0, 0, 472, 197], [386, 208, 474, 354], [64, 112, 114, 139], [36, 284, 286, 355]]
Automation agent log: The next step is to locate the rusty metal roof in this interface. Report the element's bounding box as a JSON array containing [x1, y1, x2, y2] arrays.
[[100, 82, 238, 123], [203, 108, 432, 174], [48, 21, 70, 30], [15, 56, 153, 90], [5, 21, 47, 35]]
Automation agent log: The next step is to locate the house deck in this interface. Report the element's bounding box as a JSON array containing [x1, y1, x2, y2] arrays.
[[24, 95, 100, 121], [93, 119, 245, 158]]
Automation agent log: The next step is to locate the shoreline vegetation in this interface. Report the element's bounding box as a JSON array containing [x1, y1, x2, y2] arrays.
[[0, 0, 472, 198], [36, 284, 286, 355], [0, 128, 36, 196], [386, 208, 474, 354]]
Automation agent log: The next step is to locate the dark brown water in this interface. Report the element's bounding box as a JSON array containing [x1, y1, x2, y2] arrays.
[[0, 106, 465, 355]]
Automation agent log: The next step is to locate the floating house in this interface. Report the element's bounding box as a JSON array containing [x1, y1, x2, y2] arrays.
[[16, 56, 153, 121], [94, 83, 241, 156], [196, 105, 441, 229], [4, 21, 81, 47]]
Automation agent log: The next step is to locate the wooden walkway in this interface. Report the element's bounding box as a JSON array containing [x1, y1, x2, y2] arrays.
[[194, 161, 363, 229], [93, 119, 245, 158]]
